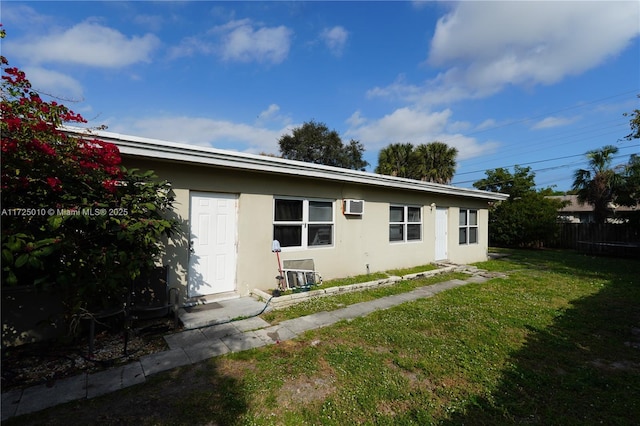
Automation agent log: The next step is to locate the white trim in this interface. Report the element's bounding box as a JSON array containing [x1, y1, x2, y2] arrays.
[[389, 204, 422, 243], [273, 197, 335, 250], [63, 126, 509, 202]]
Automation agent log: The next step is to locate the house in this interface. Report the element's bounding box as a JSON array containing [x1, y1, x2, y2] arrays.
[[549, 195, 638, 224], [74, 128, 508, 307]]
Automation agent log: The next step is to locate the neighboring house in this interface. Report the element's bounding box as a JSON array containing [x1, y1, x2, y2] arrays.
[[75, 129, 508, 307], [549, 195, 638, 224]]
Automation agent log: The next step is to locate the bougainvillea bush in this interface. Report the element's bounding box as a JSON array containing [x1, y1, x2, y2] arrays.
[[1, 28, 178, 333]]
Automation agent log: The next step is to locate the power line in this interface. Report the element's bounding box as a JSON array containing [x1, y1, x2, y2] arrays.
[[455, 143, 640, 178], [452, 149, 640, 186]]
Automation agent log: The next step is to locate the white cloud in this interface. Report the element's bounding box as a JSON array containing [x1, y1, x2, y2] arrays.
[[0, 4, 51, 30], [531, 116, 579, 130], [256, 103, 291, 126], [345, 107, 498, 160], [22, 66, 84, 100], [168, 36, 215, 59], [476, 119, 498, 131], [258, 104, 281, 120], [11, 21, 160, 68], [346, 110, 366, 127], [213, 19, 292, 64], [113, 116, 294, 154], [371, 2, 640, 105], [320, 26, 349, 56]]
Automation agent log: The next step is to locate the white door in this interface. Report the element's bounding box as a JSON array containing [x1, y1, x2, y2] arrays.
[[188, 192, 238, 297], [435, 207, 448, 261]]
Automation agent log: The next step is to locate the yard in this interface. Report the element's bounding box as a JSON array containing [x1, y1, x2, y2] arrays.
[[5, 249, 640, 425]]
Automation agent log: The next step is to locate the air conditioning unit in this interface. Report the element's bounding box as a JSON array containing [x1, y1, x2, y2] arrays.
[[343, 199, 364, 215]]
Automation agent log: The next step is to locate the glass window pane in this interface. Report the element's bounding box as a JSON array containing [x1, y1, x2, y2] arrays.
[[459, 210, 467, 226], [407, 207, 421, 222], [274, 225, 301, 247], [308, 224, 332, 246], [274, 199, 302, 221], [390, 206, 404, 222], [459, 228, 467, 244], [309, 201, 332, 222], [389, 224, 404, 241], [469, 227, 478, 244], [407, 224, 421, 240], [469, 210, 478, 226]]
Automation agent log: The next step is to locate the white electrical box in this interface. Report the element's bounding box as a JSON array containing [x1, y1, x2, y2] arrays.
[[343, 199, 364, 215]]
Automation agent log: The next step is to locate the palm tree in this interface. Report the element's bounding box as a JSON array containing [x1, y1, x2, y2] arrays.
[[375, 143, 420, 179], [572, 145, 621, 224], [415, 141, 458, 184]]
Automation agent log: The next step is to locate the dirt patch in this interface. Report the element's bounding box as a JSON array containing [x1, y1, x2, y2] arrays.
[[279, 373, 336, 408]]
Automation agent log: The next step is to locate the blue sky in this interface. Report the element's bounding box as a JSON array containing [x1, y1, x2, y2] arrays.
[[2, 1, 639, 191]]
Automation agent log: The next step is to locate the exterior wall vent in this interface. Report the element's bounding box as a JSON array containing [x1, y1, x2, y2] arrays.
[[343, 199, 364, 215]]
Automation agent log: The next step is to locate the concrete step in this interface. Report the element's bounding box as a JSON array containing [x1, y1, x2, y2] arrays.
[[178, 297, 270, 329]]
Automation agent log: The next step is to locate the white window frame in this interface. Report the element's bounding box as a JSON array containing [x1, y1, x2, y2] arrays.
[[273, 197, 334, 249], [389, 205, 422, 243], [459, 209, 479, 245]]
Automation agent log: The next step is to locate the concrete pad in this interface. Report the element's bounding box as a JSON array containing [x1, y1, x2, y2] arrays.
[[232, 316, 271, 332], [179, 297, 269, 329], [86, 367, 125, 399], [140, 348, 191, 376], [278, 317, 317, 334], [183, 339, 230, 363], [86, 362, 146, 399], [409, 287, 436, 298], [384, 292, 420, 304], [254, 325, 298, 344], [332, 302, 377, 320], [429, 279, 468, 294], [15, 373, 87, 416], [163, 329, 208, 350], [1, 388, 22, 421], [220, 330, 267, 352], [121, 362, 146, 388], [465, 275, 489, 283], [365, 297, 401, 311], [201, 322, 241, 340], [302, 311, 341, 328]]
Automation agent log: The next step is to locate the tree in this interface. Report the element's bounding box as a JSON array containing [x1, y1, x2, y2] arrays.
[[374, 143, 419, 178], [415, 141, 458, 184], [571, 145, 621, 224], [278, 120, 368, 170], [474, 166, 564, 247], [1, 31, 178, 333], [622, 95, 640, 141], [473, 165, 536, 197], [375, 141, 458, 183]]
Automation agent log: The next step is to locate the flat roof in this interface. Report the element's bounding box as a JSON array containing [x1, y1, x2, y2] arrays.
[[65, 126, 509, 202]]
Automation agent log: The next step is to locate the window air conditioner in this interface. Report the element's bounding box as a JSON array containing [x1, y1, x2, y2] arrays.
[[343, 199, 364, 215]]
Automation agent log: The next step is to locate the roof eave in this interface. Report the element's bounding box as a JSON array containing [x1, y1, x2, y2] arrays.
[[64, 126, 509, 202]]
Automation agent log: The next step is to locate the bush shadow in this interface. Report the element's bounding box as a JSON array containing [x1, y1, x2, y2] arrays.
[[443, 253, 640, 425], [4, 359, 249, 426]]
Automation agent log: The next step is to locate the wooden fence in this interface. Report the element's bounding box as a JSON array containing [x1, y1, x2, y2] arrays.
[[549, 223, 640, 257]]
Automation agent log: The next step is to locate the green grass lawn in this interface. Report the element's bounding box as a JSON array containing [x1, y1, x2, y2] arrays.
[[9, 249, 640, 425]]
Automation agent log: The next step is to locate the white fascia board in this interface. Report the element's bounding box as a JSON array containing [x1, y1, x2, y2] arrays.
[[64, 126, 509, 202]]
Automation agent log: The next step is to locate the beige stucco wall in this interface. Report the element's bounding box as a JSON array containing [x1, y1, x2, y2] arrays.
[[125, 157, 491, 303]]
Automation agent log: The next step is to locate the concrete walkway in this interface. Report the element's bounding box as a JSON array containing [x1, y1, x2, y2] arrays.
[[1, 273, 496, 420]]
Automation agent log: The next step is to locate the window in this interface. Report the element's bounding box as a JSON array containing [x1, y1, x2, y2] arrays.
[[274, 198, 334, 248], [389, 205, 422, 242], [459, 209, 478, 244]]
